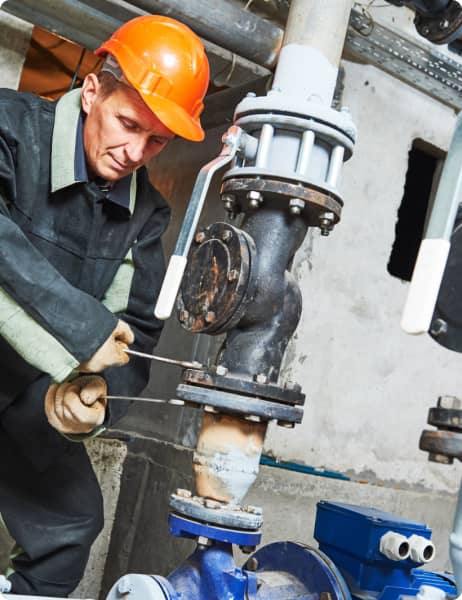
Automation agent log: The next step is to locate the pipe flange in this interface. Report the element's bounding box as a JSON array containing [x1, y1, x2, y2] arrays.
[[414, 0, 462, 44], [169, 492, 263, 530], [221, 175, 342, 225], [177, 222, 256, 334], [182, 368, 305, 407], [420, 429, 462, 463], [234, 93, 357, 149], [176, 383, 304, 423]]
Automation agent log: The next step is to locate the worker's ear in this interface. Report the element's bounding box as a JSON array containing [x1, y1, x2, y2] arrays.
[[81, 73, 100, 115]]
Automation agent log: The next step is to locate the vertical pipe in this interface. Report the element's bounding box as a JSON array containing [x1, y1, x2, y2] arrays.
[[450, 477, 462, 593], [255, 124, 274, 169], [296, 130, 316, 175], [327, 146, 345, 187], [271, 0, 354, 104]]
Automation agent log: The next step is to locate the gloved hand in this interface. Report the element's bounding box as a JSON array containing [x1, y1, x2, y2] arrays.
[[79, 319, 134, 373], [45, 375, 108, 435]]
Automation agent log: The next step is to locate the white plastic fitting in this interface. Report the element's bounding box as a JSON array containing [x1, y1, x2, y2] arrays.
[[401, 238, 450, 335], [416, 585, 446, 600], [379, 531, 411, 561], [409, 534, 436, 564]]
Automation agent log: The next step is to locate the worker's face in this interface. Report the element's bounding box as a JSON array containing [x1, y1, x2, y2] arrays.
[[81, 73, 174, 181]]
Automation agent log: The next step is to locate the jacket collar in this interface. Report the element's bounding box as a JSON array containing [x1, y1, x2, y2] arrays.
[[50, 88, 137, 215]]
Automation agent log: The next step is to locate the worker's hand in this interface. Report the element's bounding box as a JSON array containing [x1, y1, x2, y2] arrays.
[[45, 375, 108, 435], [78, 319, 134, 373]]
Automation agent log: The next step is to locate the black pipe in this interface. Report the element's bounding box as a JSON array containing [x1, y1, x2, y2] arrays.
[[387, 0, 450, 16], [130, 0, 283, 69], [221, 209, 307, 381]]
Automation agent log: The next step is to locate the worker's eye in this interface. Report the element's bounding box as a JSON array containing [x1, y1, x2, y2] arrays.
[[150, 136, 167, 146], [120, 117, 139, 132]]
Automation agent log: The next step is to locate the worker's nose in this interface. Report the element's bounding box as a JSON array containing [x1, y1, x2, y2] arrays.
[[125, 138, 146, 164]]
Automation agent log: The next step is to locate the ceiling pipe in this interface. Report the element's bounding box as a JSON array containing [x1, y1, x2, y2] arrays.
[[129, 0, 284, 69], [1, 0, 270, 86]]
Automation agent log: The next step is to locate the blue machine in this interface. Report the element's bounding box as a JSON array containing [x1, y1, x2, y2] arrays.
[[105, 502, 457, 600]]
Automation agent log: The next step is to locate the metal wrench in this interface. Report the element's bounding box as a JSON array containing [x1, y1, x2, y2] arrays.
[[124, 348, 203, 370]]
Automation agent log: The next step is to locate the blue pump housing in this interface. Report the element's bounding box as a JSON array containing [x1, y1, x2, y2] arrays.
[[314, 501, 455, 600]]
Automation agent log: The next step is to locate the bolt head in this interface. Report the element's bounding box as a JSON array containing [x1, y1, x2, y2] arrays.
[[216, 365, 229, 376], [421, 25, 430, 35], [254, 373, 268, 384], [117, 576, 133, 595], [195, 231, 206, 244], [245, 414, 262, 422], [176, 488, 192, 498], [247, 190, 263, 203], [204, 498, 221, 509], [290, 205, 302, 216], [439, 19, 449, 29], [227, 269, 239, 282], [437, 396, 462, 409], [197, 535, 213, 547], [178, 310, 189, 322], [429, 452, 453, 465], [277, 420, 295, 428], [204, 310, 216, 323], [430, 318, 448, 336]]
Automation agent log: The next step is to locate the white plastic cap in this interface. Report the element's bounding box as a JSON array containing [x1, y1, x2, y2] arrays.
[[379, 531, 411, 561], [409, 534, 436, 563]]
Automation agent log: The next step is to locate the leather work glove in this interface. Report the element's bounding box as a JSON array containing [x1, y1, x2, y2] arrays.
[[79, 319, 134, 373], [45, 375, 108, 435]]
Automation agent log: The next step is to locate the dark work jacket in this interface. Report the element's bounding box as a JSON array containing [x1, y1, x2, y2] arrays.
[[0, 88, 170, 468]]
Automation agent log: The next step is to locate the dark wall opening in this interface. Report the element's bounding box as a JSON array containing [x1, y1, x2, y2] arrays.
[[387, 140, 444, 281]]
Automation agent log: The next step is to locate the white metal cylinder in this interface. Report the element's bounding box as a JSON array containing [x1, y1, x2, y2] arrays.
[[409, 534, 436, 564], [379, 531, 411, 561]]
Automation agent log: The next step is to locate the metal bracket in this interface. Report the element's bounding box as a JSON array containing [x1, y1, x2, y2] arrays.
[[347, 8, 462, 110]]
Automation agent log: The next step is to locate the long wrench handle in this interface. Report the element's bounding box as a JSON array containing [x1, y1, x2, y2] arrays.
[[402, 111, 462, 334], [154, 127, 243, 321]]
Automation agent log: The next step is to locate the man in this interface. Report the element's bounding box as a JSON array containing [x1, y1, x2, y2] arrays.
[[0, 15, 209, 596]]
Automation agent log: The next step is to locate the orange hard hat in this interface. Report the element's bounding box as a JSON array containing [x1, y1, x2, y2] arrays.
[[96, 15, 210, 141]]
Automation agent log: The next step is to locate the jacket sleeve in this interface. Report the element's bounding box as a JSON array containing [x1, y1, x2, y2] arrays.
[[101, 198, 171, 427], [0, 136, 118, 383]]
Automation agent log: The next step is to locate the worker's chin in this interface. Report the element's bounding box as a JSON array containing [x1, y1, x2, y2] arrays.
[[96, 163, 130, 182]]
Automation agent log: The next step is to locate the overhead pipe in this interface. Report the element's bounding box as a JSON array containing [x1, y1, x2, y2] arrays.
[[1, 0, 270, 86], [129, 0, 283, 69]]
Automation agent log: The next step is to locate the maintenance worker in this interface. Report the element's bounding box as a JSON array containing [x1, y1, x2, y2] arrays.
[[0, 15, 209, 597]]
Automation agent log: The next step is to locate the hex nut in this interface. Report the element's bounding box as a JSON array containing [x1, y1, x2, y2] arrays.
[[216, 365, 229, 376], [117, 576, 133, 595], [176, 488, 192, 498], [437, 395, 461, 409], [408, 534, 435, 563], [379, 531, 410, 561]]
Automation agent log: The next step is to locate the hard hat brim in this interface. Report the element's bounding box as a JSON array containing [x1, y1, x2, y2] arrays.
[[138, 90, 205, 142]]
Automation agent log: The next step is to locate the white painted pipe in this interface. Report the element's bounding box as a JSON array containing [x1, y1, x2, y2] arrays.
[[272, 0, 354, 104], [402, 111, 462, 334], [450, 477, 462, 593], [408, 534, 436, 563], [379, 531, 411, 561]]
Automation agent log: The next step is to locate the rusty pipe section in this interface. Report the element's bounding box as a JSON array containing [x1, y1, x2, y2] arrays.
[[194, 414, 266, 504], [272, 0, 354, 104]]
